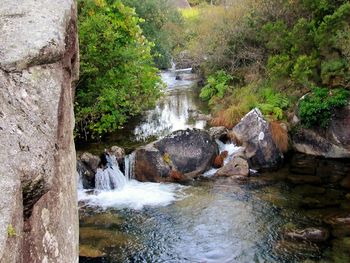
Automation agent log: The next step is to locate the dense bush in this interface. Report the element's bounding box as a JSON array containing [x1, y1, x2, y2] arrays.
[[199, 70, 232, 105], [122, 0, 183, 69], [75, 0, 161, 140], [182, 0, 350, 128], [299, 87, 349, 128]]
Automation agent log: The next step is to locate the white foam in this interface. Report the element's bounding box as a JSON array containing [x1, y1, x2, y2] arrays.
[[78, 180, 187, 210], [202, 141, 243, 177]]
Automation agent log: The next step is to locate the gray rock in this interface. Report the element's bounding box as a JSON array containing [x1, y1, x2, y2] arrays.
[[80, 152, 100, 173], [290, 153, 317, 175], [134, 129, 218, 182], [292, 101, 350, 158], [77, 160, 95, 189], [287, 175, 322, 185], [109, 146, 125, 160], [215, 157, 249, 177], [232, 108, 284, 170], [0, 0, 79, 262], [209, 126, 229, 141]]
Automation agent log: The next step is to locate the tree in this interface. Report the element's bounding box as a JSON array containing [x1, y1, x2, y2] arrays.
[[76, 0, 161, 140], [122, 0, 183, 69]]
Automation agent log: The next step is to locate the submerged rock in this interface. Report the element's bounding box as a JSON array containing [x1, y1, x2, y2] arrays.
[[284, 227, 329, 243], [274, 240, 321, 259], [290, 154, 317, 175], [287, 175, 322, 185], [232, 108, 284, 170], [340, 176, 350, 189], [79, 245, 104, 258], [134, 129, 218, 182]]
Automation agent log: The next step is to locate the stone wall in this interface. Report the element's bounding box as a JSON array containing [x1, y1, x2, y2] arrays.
[[0, 0, 79, 262]]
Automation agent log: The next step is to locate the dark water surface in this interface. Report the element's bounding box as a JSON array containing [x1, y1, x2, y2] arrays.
[[79, 167, 350, 263]]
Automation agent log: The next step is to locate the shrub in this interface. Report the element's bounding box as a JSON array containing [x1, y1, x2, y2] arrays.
[[256, 87, 290, 120], [122, 0, 183, 69], [270, 121, 289, 152], [299, 87, 349, 128], [199, 70, 233, 105], [76, 0, 161, 140]]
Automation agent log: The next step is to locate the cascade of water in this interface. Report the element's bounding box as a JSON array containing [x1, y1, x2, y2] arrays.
[[124, 152, 135, 181], [95, 155, 127, 191], [170, 59, 176, 72], [77, 171, 84, 190], [203, 140, 242, 177]]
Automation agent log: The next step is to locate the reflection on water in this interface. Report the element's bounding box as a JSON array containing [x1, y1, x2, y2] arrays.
[[79, 170, 350, 263]]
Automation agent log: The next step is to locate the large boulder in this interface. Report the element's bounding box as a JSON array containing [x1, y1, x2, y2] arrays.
[[292, 101, 350, 158], [0, 0, 79, 262], [232, 108, 284, 170], [134, 129, 218, 182]]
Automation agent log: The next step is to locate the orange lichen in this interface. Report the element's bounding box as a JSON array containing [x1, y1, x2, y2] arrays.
[[270, 121, 289, 153], [213, 150, 229, 168]]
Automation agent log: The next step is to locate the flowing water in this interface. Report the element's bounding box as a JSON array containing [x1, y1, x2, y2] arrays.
[[78, 70, 350, 263], [76, 69, 208, 154]]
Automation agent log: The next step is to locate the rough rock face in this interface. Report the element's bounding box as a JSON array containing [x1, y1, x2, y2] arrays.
[[209, 126, 229, 141], [232, 108, 284, 170], [0, 1, 79, 262], [292, 102, 350, 158], [134, 129, 218, 182]]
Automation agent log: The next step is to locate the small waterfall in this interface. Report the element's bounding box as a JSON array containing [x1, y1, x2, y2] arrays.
[[203, 140, 242, 177], [170, 59, 176, 72], [77, 171, 84, 190], [95, 155, 127, 191], [124, 152, 135, 181]]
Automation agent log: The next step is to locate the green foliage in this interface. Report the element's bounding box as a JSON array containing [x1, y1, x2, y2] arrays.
[[257, 87, 290, 120], [262, 21, 290, 53], [7, 224, 17, 237], [321, 58, 348, 85], [267, 54, 292, 80], [290, 55, 318, 86], [299, 87, 349, 128], [179, 0, 350, 129], [76, 0, 161, 140], [200, 70, 232, 105], [122, 0, 183, 69]]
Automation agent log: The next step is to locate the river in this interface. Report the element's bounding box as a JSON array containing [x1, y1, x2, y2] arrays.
[[78, 70, 350, 263]]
